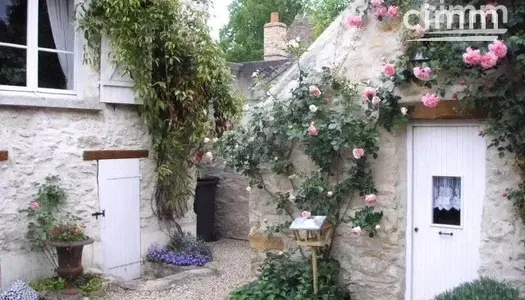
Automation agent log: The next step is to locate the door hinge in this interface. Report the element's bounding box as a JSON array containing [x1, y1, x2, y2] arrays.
[[92, 210, 105, 220]]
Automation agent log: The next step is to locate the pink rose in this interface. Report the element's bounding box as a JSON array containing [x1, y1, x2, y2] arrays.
[[374, 5, 388, 18], [308, 122, 319, 136], [351, 226, 362, 235], [415, 24, 426, 37], [421, 93, 440, 108], [488, 40, 507, 58], [371, 0, 384, 6], [301, 210, 311, 219], [363, 87, 376, 101], [463, 47, 482, 65], [31, 201, 39, 210], [348, 15, 364, 28], [384, 64, 396, 77], [413, 66, 433, 81], [387, 6, 399, 18], [352, 148, 365, 159], [365, 194, 377, 205], [480, 52, 498, 69], [310, 85, 322, 97]]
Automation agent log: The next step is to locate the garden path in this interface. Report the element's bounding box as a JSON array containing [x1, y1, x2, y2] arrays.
[[95, 239, 252, 300]]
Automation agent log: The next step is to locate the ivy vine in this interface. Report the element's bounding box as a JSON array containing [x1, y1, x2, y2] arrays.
[[78, 0, 242, 227]]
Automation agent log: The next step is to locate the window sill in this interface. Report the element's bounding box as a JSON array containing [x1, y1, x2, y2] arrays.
[[0, 90, 104, 111]]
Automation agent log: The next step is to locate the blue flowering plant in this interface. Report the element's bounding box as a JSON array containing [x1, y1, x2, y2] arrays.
[[146, 233, 212, 267]]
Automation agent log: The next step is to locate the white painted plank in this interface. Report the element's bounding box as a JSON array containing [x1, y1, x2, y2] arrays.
[[98, 158, 142, 280]]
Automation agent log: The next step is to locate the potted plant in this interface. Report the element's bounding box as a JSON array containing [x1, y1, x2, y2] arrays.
[[192, 137, 220, 242], [47, 222, 94, 295]]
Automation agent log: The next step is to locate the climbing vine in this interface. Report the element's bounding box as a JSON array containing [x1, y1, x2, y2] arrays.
[[78, 0, 242, 226], [346, 0, 525, 224]]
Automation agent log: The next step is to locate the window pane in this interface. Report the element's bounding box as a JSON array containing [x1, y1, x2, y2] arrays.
[[0, 0, 27, 45], [0, 45, 26, 86], [38, 0, 74, 51], [38, 50, 73, 89], [432, 176, 461, 226]]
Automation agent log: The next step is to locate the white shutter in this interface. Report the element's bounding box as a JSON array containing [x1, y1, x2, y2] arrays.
[[100, 35, 142, 104]]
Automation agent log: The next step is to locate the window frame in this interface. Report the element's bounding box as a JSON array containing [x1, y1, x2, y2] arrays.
[[0, 0, 83, 100]]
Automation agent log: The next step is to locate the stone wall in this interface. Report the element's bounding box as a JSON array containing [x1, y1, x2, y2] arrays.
[[0, 62, 195, 289], [248, 4, 525, 299]]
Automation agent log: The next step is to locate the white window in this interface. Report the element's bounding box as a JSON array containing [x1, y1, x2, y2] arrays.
[[0, 0, 75, 93]]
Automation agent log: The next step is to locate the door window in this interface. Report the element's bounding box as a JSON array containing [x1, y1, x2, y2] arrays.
[[432, 176, 461, 226]]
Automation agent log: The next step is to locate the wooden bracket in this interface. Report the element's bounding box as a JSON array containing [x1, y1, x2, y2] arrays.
[[0, 151, 7, 161], [410, 101, 487, 120]]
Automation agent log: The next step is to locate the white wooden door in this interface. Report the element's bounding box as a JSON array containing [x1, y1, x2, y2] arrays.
[[410, 125, 486, 300], [98, 158, 141, 280]]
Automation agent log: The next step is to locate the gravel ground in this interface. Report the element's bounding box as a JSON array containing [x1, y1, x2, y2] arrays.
[[97, 239, 252, 300]]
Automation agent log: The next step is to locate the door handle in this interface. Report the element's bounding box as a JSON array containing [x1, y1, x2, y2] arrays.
[[92, 210, 105, 220], [439, 231, 453, 236], [414, 227, 418, 232]]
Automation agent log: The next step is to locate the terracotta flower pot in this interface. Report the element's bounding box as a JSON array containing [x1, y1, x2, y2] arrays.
[[48, 237, 94, 295]]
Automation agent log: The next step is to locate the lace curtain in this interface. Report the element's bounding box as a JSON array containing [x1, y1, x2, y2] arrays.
[[46, 0, 74, 90], [433, 177, 461, 211]]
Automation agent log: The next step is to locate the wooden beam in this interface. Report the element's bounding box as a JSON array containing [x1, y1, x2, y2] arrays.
[[410, 101, 487, 120], [83, 150, 149, 161], [0, 151, 7, 161]]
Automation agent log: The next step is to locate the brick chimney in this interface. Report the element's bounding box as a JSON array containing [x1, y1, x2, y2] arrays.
[[264, 12, 288, 61]]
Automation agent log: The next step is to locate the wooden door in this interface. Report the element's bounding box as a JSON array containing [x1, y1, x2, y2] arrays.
[[410, 125, 486, 300], [98, 158, 141, 280]]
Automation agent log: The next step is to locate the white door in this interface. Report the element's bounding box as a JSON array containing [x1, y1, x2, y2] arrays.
[[410, 125, 486, 300], [98, 158, 141, 280]]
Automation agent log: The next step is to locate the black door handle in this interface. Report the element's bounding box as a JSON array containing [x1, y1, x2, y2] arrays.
[[92, 210, 105, 219], [439, 231, 453, 236], [414, 227, 418, 232]]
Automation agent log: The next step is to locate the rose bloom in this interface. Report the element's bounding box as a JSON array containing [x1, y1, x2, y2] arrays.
[[480, 52, 499, 69], [309, 104, 318, 113], [301, 210, 311, 218], [421, 93, 440, 108], [388, 6, 399, 18], [488, 40, 508, 58], [309, 85, 322, 97], [365, 194, 377, 205], [347, 15, 364, 28], [413, 66, 433, 81], [374, 5, 388, 18], [371, 0, 384, 6], [372, 96, 381, 105], [384, 64, 396, 77], [414, 24, 426, 37], [463, 47, 482, 65], [363, 87, 376, 101], [352, 148, 365, 159], [31, 201, 40, 210], [400, 107, 408, 115], [307, 122, 319, 136], [352, 226, 362, 235]]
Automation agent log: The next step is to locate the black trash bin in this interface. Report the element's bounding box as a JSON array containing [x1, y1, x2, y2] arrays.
[[194, 176, 220, 242]]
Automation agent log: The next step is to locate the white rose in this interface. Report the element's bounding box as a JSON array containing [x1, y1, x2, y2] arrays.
[[278, 251, 284, 255], [288, 40, 299, 49], [401, 107, 408, 115], [295, 36, 301, 42], [289, 194, 296, 201], [352, 226, 362, 235], [252, 71, 259, 78], [248, 137, 255, 142], [274, 157, 279, 161], [205, 152, 213, 160], [246, 186, 252, 192], [204, 137, 210, 144], [375, 224, 381, 230], [309, 104, 318, 113], [327, 191, 333, 197], [372, 96, 381, 105], [212, 137, 219, 143]]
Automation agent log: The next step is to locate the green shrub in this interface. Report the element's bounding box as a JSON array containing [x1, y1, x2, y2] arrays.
[[433, 278, 520, 300], [30, 273, 103, 297], [229, 252, 350, 300]]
